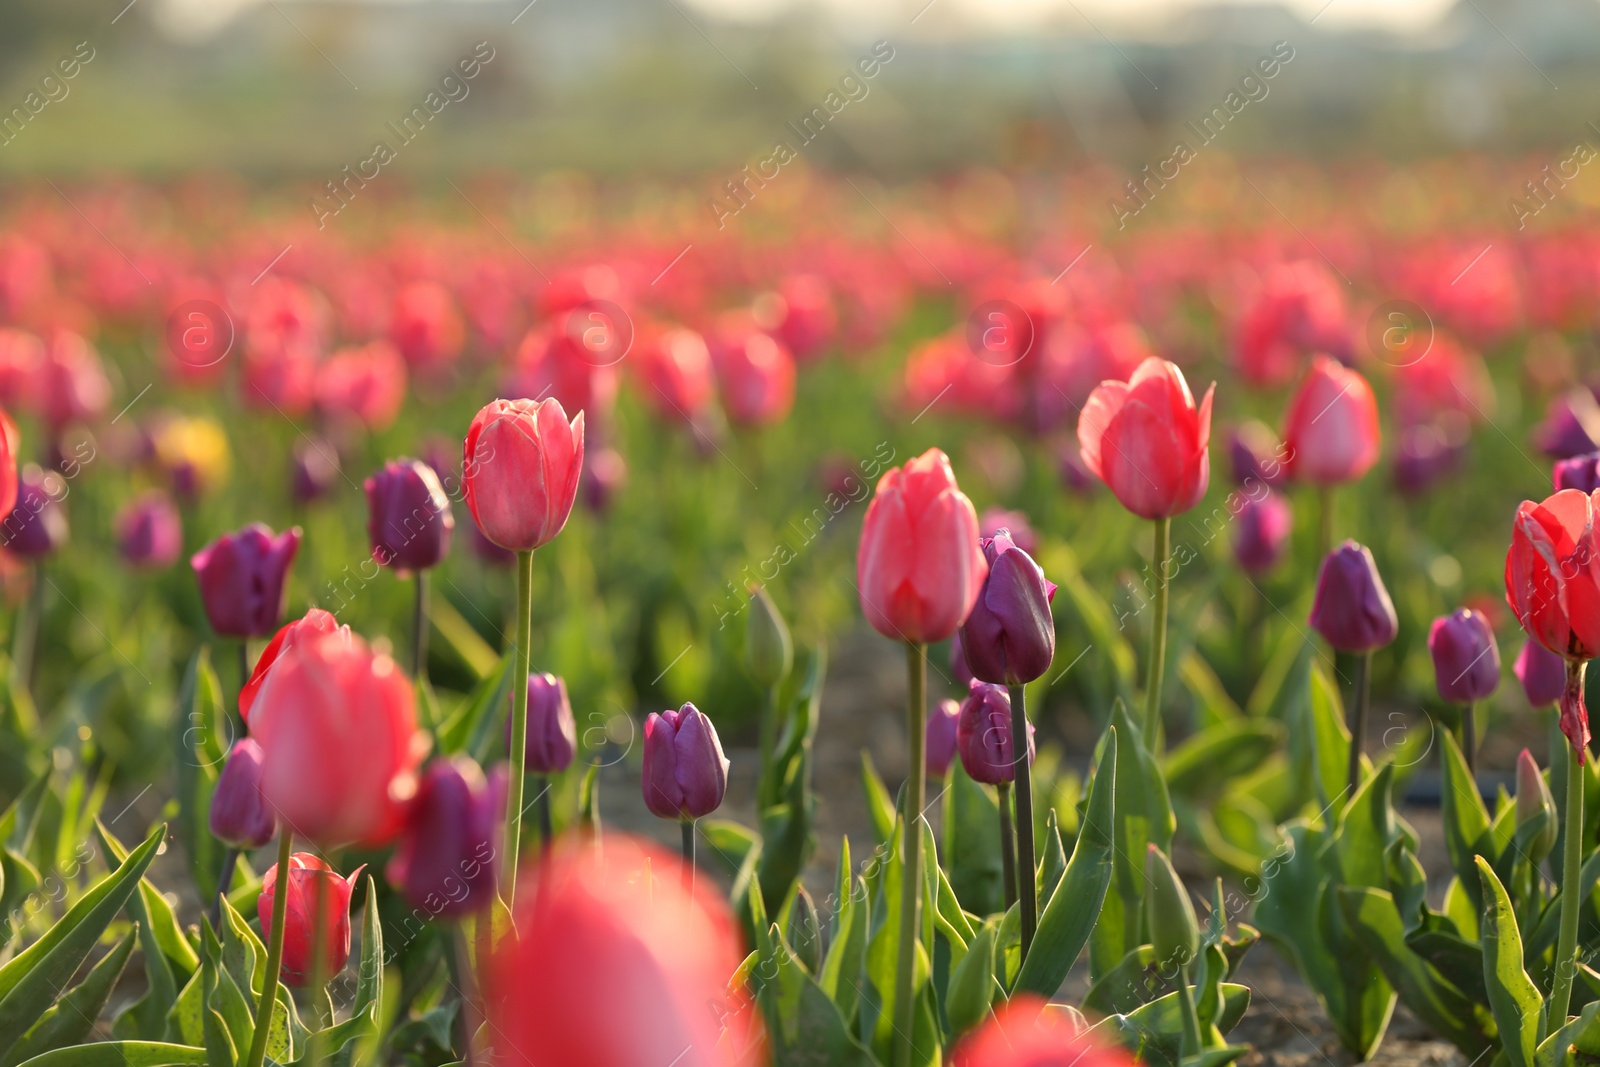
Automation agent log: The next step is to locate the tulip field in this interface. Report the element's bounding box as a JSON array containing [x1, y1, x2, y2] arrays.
[[0, 159, 1597, 1067]]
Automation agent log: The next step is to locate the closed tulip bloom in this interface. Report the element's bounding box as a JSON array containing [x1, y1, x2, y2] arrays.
[[953, 995, 1133, 1067], [856, 448, 987, 644], [390, 280, 465, 375], [641, 703, 729, 820], [960, 529, 1057, 686], [506, 673, 576, 774], [1283, 356, 1381, 485], [248, 631, 424, 847], [1077, 357, 1214, 520], [291, 437, 341, 503], [1506, 489, 1600, 661], [486, 837, 764, 1067], [115, 491, 181, 569], [926, 698, 960, 777], [35, 330, 111, 429], [1309, 541, 1398, 653], [1554, 451, 1600, 494], [209, 739, 276, 850], [639, 327, 715, 421], [0, 465, 67, 559], [1515, 748, 1559, 863], [386, 757, 498, 917], [238, 608, 345, 724], [956, 681, 1034, 785], [463, 397, 585, 552], [1515, 638, 1566, 706], [190, 523, 301, 638], [1233, 491, 1292, 575], [365, 458, 454, 572], [315, 340, 407, 432], [1428, 608, 1501, 703], [713, 328, 795, 427], [257, 854, 363, 986]]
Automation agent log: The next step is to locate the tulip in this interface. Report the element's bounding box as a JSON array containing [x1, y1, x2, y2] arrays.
[[462, 397, 585, 554], [953, 995, 1134, 1067], [386, 757, 498, 917], [1227, 421, 1287, 489], [390, 280, 465, 377], [505, 326, 621, 425], [366, 459, 453, 572], [315, 340, 406, 432], [1233, 491, 1292, 575], [115, 491, 182, 569], [1515, 749, 1559, 865], [1515, 639, 1566, 707], [582, 446, 627, 514], [238, 608, 344, 724], [505, 672, 575, 848], [210, 739, 276, 850], [0, 465, 67, 559], [641, 703, 729, 821], [960, 529, 1057, 687], [35, 330, 110, 430], [1554, 451, 1600, 494], [1077, 357, 1214, 521], [956, 682, 1035, 786], [1282, 355, 1381, 487], [190, 523, 301, 639], [291, 436, 341, 503], [1534, 390, 1600, 459], [1393, 419, 1466, 498], [979, 507, 1038, 555], [485, 837, 763, 1067], [153, 415, 230, 500], [926, 698, 960, 777], [248, 630, 423, 847], [712, 327, 795, 427], [1310, 541, 1396, 793], [638, 327, 715, 423], [257, 853, 363, 986], [1429, 608, 1500, 774]]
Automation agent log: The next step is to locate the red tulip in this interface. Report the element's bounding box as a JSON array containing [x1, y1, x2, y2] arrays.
[[954, 994, 1134, 1067], [34, 330, 110, 429], [390, 280, 465, 376], [486, 836, 764, 1067], [1282, 355, 1380, 486], [238, 607, 345, 724], [1077, 357, 1214, 519], [315, 340, 407, 432], [462, 398, 584, 553], [637, 327, 715, 421], [257, 853, 363, 986], [856, 447, 986, 644], [248, 630, 424, 846]]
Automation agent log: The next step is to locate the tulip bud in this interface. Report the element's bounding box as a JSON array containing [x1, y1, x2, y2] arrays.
[[1515, 639, 1566, 707], [386, 757, 498, 917], [1515, 749, 1559, 864], [1233, 491, 1292, 575], [115, 490, 182, 569], [258, 853, 363, 986], [1078, 358, 1215, 519], [1308, 541, 1398, 653], [0, 465, 67, 559], [291, 436, 341, 503], [1428, 608, 1500, 703], [506, 673, 576, 775], [463, 397, 585, 553], [642, 703, 730, 820], [209, 739, 277, 850], [1144, 844, 1199, 966], [960, 530, 1057, 686], [926, 698, 960, 777], [365, 458, 454, 572], [744, 585, 793, 689], [1283, 356, 1381, 486], [956, 681, 1035, 785], [1555, 451, 1600, 494], [190, 523, 302, 638]]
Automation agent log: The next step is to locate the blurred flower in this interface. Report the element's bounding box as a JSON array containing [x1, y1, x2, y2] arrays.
[[641, 702, 729, 820], [1392, 333, 1494, 427], [1534, 389, 1600, 459], [291, 436, 341, 503], [856, 447, 986, 644], [258, 853, 363, 986], [1227, 421, 1287, 489], [0, 329, 42, 411], [1232, 260, 1348, 388], [239, 608, 345, 724], [152, 414, 230, 498], [365, 458, 453, 572], [711, 324, 795, 428], [316, 340, 407, 432], [1233, 491, 1292, 575], [115, 490, 181, 569], [956, 681, 1033, 786], [637, 327, 715, 422], [979, 508, 1036, 554], [463, 397, 584, 553], [505, 325, 620, 424], [0, 465, 67, 559], [34, 330, 111, 429], [1056, 441, 1096, 495], [249, 630, 423, 846], [485, 836, 763, 1067], [190, 523, 301, 639], [953, 994, 1132, 1067], [755, 273, 836, 361], [387, 756, 498, 917], [1031, 320, 1151, 431], [507, 673, 577, 775], [390, 280, 465, 377], [926, 698, 960, 777], [1428, 608, 1500, 704], [210, 739, 276, 850], [1077, 357, 1214, 519], [1516, 638, 1566, 707], [1283, 356, 1380, 485], [1554, 451, 1600, 494], [1309, 541, 1398, 653], [960, 529, 1056, 686], [1393, 418, 1467, 497]]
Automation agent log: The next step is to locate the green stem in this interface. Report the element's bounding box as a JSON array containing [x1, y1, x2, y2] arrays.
[[893, 642, 927, 1067], [1010, 683, 1037, 958], [997, 781, 1017, 910], [681, 819, 696, 894], [237, 640, 250, 721], [413, 571, 430, 685], [1144, 518, 1171, 745], [243, 831, 294, 1067], [1461, 700, 1476, 777], [1551, 672, 1587, 1030], [757, 684, 778, 808], [1347, 650, 1371, 795], [209, 846, 240, 932], [502, 550, 535, 910]]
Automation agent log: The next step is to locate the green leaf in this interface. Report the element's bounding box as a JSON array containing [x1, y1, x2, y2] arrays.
[[1084, 945, 1164, 1016], [944, 923, 996, 1041], [1476, 857, 1541, 1067], [434, 651, 512, 762], [1015, 727, 1116, 997], [1441, 733, 1493, 916], [1091, 704, 1172, 975], [1163, 719, 1284, 799], [1037, 809, 1068, 905], [10, 1043, 208, 1067], [428, 594, 501, 681], [942, 763, 1002, 917], [860, 753, 896, 847], [0, 824, 165, 1050], [3, 926, 138, 1067], [1098, 984, 1252, 1067], [1305, 665, 1353, 814]]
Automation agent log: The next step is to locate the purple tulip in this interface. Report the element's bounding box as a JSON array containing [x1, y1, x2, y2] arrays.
[[1308, 541, 1398, 653], [291, 437, 341, 503], [365, 458, 454, 572], [506, 672, 577, 774], [1554, 450, 1600, 493], [641, 703, 729, 820], [209, 739, 277, 849], [959, 529, 1057, 686], [955, 681, 1034, 785], [190, 523, 302, 638], [1227, 421, 1286, 489], [1515, 639, 1567, 707], [1393, 421, 1465, 497], [385, 757, 498, 917], [1232, 491, 1292, 575], [926, 698, 960, 777], [1534, 390, 1600, 459], [116, 491, 182, 569], [0, 465, 67, 559], [1428, 608, 1500, 703]]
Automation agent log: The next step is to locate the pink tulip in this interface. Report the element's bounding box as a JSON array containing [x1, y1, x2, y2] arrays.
[[1283, 355, 1381, 485], [462, 398, 584, 553], [1077, 357, 1214, 519]]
